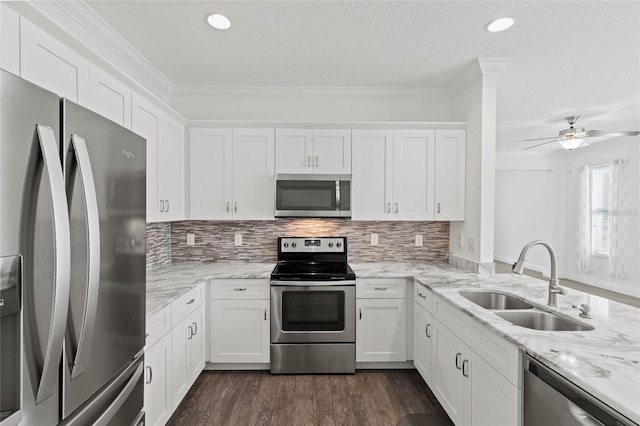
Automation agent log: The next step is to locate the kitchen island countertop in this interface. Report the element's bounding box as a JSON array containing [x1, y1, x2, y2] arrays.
[[147, 261, 640, 424]]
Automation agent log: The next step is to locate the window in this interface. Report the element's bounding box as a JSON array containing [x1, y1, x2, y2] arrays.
[[590, 164, 612, 256]]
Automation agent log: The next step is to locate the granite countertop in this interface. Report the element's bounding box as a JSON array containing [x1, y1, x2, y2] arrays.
[[146, 261, 640, 424]]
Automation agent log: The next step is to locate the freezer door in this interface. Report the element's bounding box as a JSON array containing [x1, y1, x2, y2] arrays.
[[62, 100, 146, 418], [1, 70, 70, 426]]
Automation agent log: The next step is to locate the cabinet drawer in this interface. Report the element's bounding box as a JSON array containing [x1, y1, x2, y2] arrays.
[[146, 304, 172, 349], [414, 280, 433, 311], [171, 282, 204, 327], [356, 278, 406, 299], [209, 279, 270, 300]]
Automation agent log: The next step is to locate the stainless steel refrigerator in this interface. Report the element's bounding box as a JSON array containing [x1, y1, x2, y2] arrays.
[[0, 69, 146, 426]]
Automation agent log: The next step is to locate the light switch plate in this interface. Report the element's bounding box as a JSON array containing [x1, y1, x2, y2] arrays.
[[371, 233, 378, 246], [234, 233, 243, 246], [186, 233, 195, 246], [415, 235, 423, 247], [468, 237, 476, 251], [458, 235, 464, 248]]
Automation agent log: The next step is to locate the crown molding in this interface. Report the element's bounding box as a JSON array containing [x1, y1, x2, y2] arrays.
[[22, 0, 174, 104], [172, 85, 451, 102], [187, 120, 468, 129], [447, 58, 511, 99]]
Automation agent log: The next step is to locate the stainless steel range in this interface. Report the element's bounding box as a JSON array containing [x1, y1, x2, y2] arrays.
[[270, 237, 356, 374]]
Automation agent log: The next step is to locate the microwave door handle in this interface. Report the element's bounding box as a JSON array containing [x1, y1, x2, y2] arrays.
[[68, 135, 101, 380], [335, 180, 341, 211], [34, 125, 71, 403]]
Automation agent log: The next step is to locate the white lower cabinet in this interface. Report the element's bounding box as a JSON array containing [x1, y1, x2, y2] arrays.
[[172, 303, 205, 406], [208, 279, 271, 365], [356, 279, 407, 363], [144, 332, 172, 426], [414, 303, 433, 385], [209, 299, 270, 363], [431, 305, 520, 426]]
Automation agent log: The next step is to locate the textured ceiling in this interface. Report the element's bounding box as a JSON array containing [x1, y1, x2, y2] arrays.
[[86, 0, 639, 151]]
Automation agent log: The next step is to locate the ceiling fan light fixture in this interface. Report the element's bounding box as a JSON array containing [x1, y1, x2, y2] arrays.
[[207, 13, 231, 30], [486, 17, 515, 32], [559, 138, 584, 150]]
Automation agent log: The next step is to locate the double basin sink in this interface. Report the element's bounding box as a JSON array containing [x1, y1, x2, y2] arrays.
[[459, 291, 594, 332]]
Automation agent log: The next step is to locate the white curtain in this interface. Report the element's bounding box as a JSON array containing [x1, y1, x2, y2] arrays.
[[576, 165, 591, 272], [609, 159, 628, 279]]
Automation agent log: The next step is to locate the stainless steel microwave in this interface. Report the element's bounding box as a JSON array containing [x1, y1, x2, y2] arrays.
[[275, 174, 351, 218]]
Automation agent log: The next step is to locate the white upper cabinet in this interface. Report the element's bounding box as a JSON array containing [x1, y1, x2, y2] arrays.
[[353, 128, 465, 221], [132, 93, 185, 222], [87, 64, 132, 128], [20, 18, 88, 105], [352, 130, 393, 220], [1, 4, 20, 75], [393, 130, 435, 220], [275, 129, 351, 174], [232, 128, 275, 220], [434, 129, 466, 220], [189, 128, 274, 220]]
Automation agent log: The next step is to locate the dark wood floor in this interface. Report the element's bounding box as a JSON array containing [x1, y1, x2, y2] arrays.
[[167, 370, 452, 426]]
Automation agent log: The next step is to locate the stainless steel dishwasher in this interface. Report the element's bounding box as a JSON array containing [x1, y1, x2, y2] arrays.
[[524, 353, 635, 426]]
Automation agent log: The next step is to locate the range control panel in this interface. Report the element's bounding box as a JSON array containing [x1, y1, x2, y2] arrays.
[[279, 237, 346, 253]]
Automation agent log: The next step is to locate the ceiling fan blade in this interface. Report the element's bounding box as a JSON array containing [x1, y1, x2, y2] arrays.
[[522, 136, 558, 142], [524, 139, 558, 150], [586, 130, 640, 137]]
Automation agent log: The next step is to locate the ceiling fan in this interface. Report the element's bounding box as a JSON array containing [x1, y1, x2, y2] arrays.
[[523, 116, 640, 150]]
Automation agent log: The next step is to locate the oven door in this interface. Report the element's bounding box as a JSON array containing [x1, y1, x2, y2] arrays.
[[271, 283, 355, 343]]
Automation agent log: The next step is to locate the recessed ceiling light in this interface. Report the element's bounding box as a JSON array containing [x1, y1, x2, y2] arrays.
[[485, 17, 514, 32], [207, 13, 231, 30]]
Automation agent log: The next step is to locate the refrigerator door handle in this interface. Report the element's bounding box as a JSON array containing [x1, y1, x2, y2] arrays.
[[69, 135, 101, 380], [34, 124, 72, 403]]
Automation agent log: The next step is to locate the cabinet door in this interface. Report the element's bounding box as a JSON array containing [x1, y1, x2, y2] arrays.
[[132, 93, 161, 222], [1, 4, 20, 75], [356, 298, 406, 362], [209, 299, 270, 363], [144, 332, 172, 426], [171, 315, 191, 407], [434, 130, 465, 220], [414, 304, 433, 386], [275, 128, 314, 174], [20, 18, 88, 104], [313, 129, 352, 174], [187, 304, 206, 385], [352, 130, 393, 220], [158, 117, 184, 221], [432, 319, 464, 426], [232, 128, 275, 220], [463, 347, 519, 426], [393, 130, 434, 220], [87, 64, 132, 128], [188, 128, 233, 220]]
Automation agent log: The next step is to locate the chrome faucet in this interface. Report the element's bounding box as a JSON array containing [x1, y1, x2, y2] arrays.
[[512, 240, 567, 308]]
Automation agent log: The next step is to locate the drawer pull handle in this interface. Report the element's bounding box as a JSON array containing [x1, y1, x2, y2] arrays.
[[417, 292, 427, 299], [359, 308, 362, 320], [455, 352, 462, 369], [186, 298, 195, 305], [145, 366, 152, 384], [462, 359, 469, 377], [374, 286, 387, 291], [234, 287, 247, 291], [426, 324, 431, 338]]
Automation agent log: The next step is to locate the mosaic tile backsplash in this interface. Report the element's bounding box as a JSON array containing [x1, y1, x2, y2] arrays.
[[168, 219, 450, 263], [146, 222, 171, 270]]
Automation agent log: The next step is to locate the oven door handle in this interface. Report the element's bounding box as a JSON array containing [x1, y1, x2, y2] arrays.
[[270, 280, 356, 287]]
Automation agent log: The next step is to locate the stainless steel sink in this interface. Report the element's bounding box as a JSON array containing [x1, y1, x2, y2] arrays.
[[460, 291, 534, 310], [495, 311, 594, 331]]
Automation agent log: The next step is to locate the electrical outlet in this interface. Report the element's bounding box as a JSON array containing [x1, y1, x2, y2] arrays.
[[415, 235, 423, 247], [458, 235, 464, 248], [468, 237, 476, 251], [370, 233, 378, 246], [186, 233, 195, 246], [234, 233, 243, 246]]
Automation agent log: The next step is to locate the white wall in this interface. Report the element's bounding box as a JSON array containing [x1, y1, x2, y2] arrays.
[[561, 139, 640, 297], [494, 152, 565, 273]]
